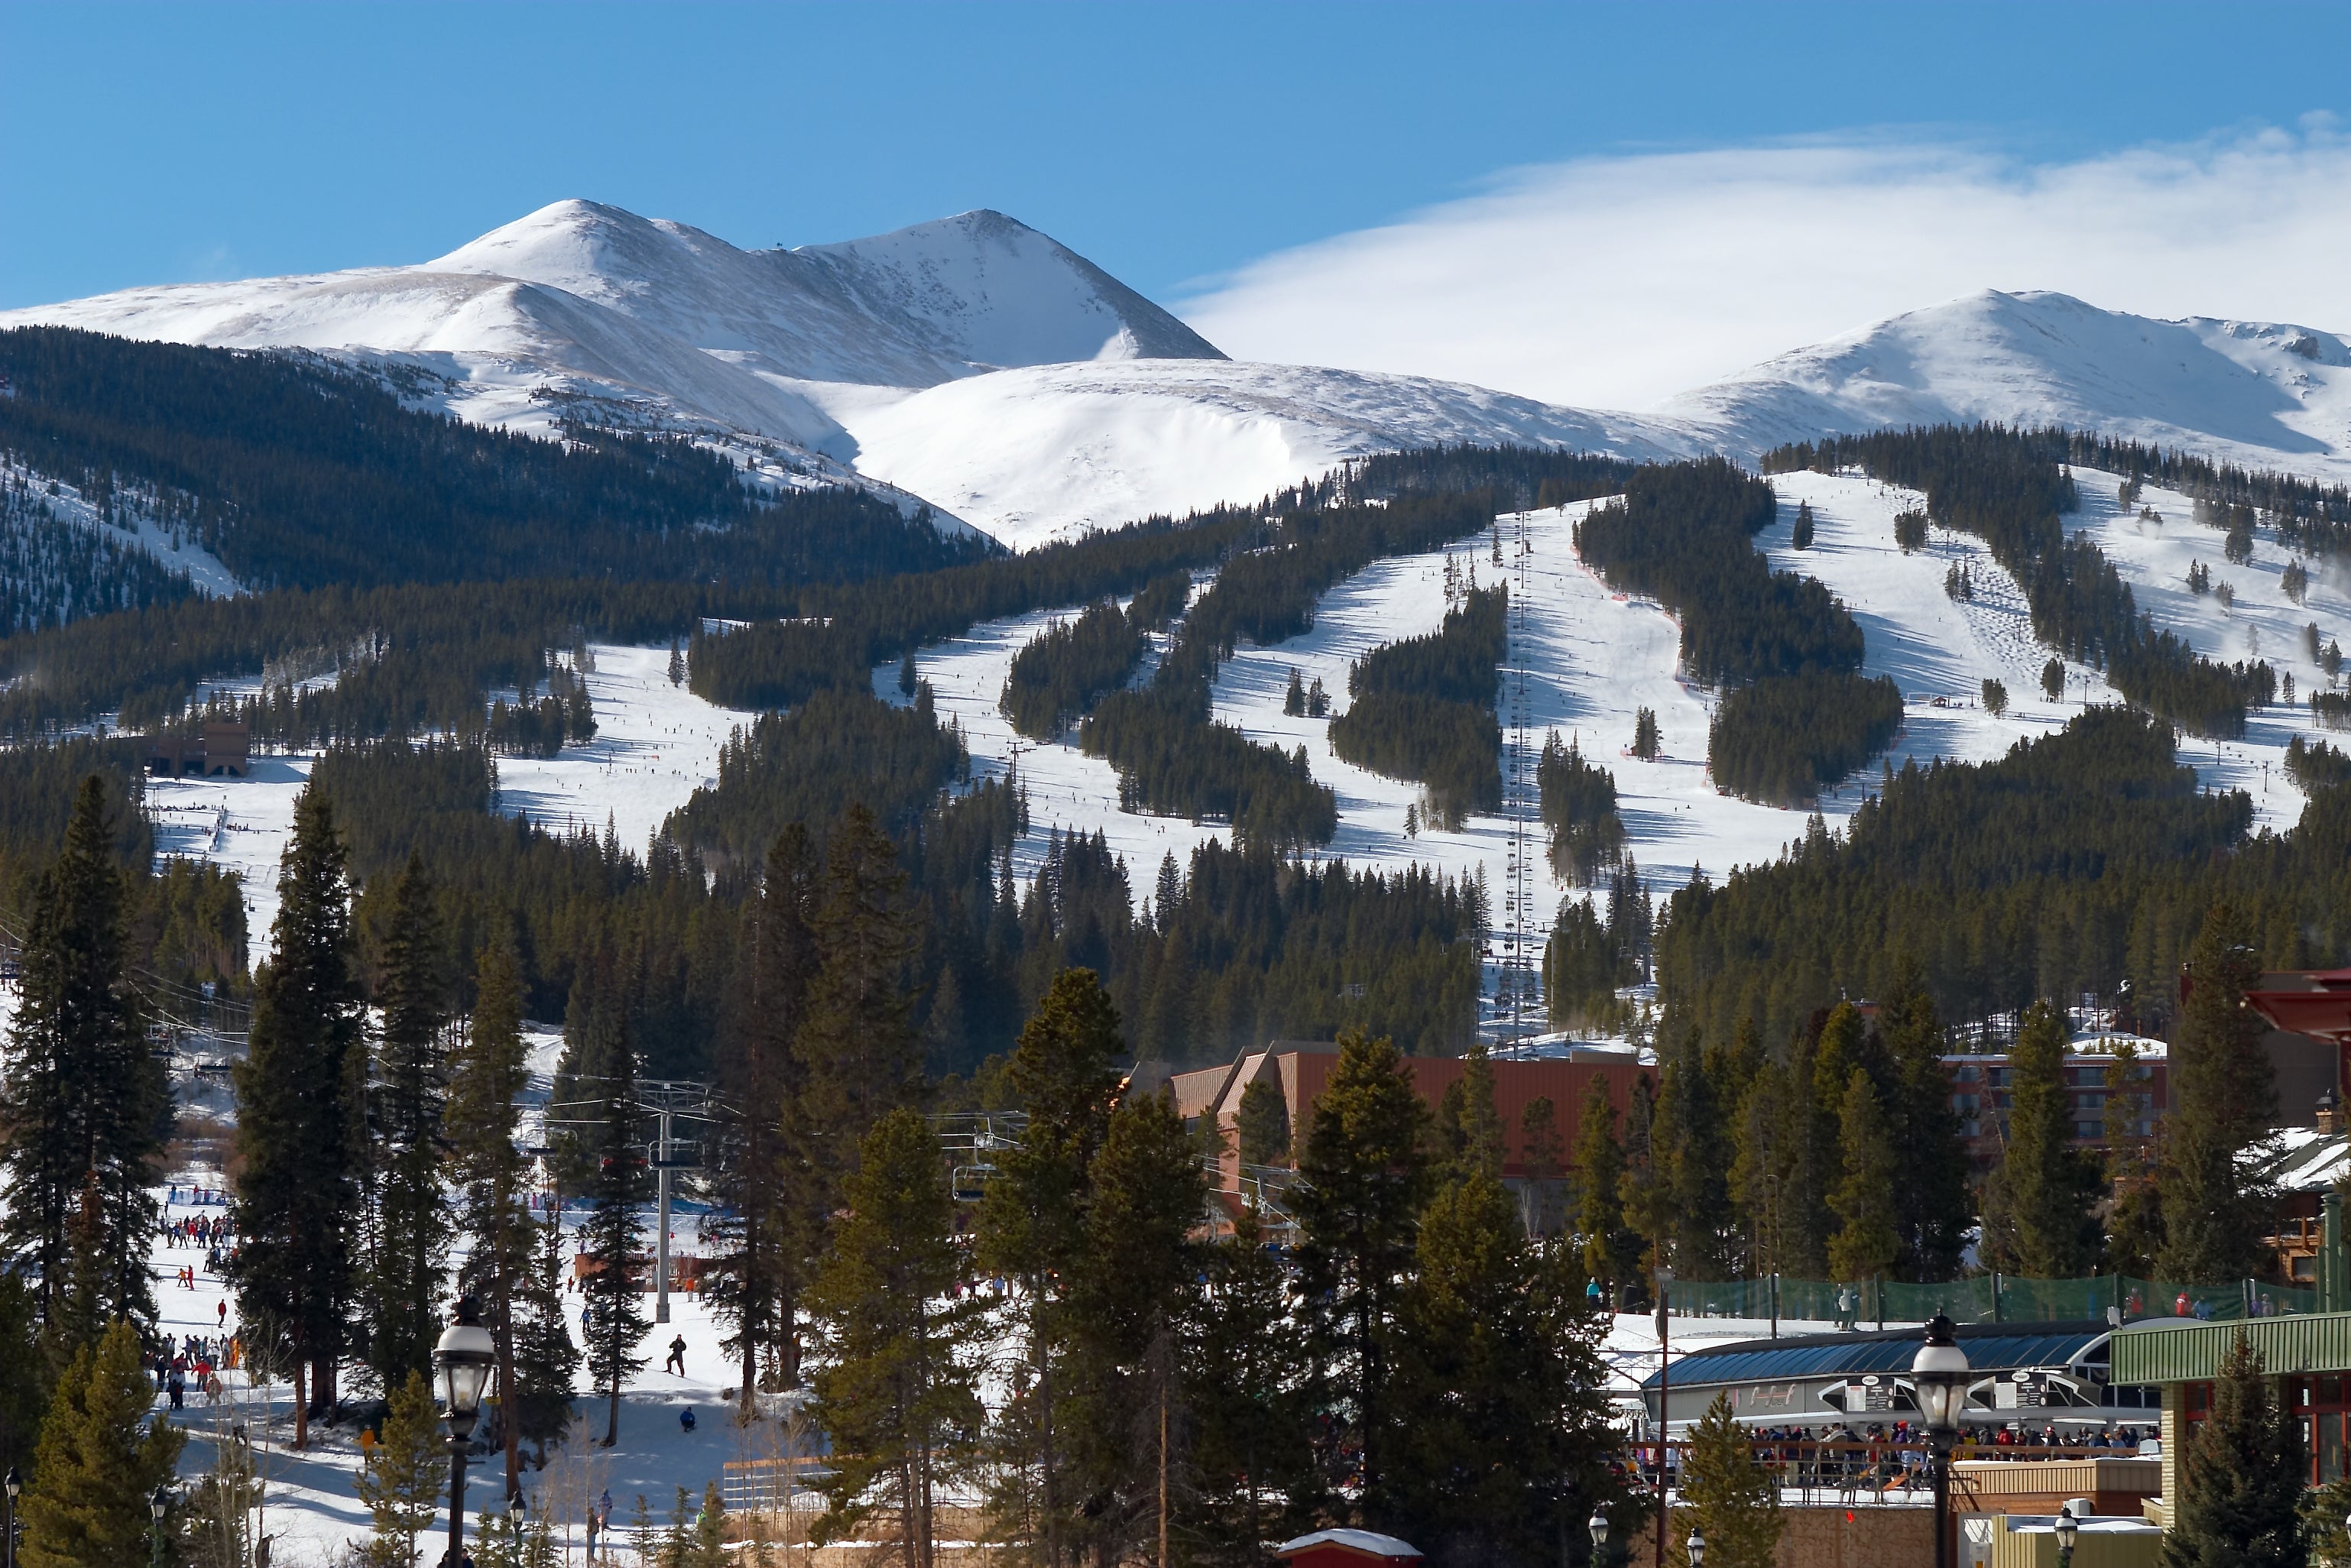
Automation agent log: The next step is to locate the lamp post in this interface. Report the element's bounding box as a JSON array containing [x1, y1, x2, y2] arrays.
[[1653, 1263, 1673, 1568], [1587, 1508, 1608, 1563], [1685, 1527, 1705, 1568], [434, 1296, 498, 1568], [2053, 1508, 2077, 1568], [5, 1463, 18, 1568], [148, 1485, 168, 1568], [1911, 1313, 1970, 1568]]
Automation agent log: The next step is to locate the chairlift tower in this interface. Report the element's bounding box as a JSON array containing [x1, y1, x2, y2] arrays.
[[1498, 510, 1539, 1043], [545, 1077, 720, 1324]]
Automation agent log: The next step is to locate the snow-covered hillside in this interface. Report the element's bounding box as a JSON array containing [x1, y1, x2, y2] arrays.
[[1665, 289, 2351, 479]]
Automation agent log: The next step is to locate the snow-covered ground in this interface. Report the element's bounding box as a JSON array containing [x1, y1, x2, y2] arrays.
[[147, 644, 753, 940], [2, 455, 244, 598]]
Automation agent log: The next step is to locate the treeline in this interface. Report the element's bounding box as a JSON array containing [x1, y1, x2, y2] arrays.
[[1329, 585, 1506, 828], [0, 468, 196, 631], [0, 326, 977, 594], [691, 508, 1260, 712], [1707, 672, 1904, 808], [1342, 443, 1640, 512], [1537, 732, 1626, 886], [2061, 426, 2351, 559], [1542, 858, 1652, 1030], [1575, 459, 1861, 682], [1766, 426, 2277, 737], [1654, 706, 2265, 1051], [998, 572, 1190, 739]]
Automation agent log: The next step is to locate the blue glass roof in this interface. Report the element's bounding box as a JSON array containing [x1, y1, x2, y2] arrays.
[[1639, 1324, 2110, 1390]]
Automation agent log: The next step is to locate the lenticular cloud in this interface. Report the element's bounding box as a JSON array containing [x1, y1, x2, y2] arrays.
[[1176, 122, 2351, 410]]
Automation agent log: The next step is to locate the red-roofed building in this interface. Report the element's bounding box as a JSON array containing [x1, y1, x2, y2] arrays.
[[1273, 1530, 1422, 1568]]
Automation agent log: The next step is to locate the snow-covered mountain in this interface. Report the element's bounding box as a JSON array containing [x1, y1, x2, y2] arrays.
[[1660, 288, 2351, 475], [11, 199, 2351, 550]]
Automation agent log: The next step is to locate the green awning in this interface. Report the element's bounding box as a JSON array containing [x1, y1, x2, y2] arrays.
[[2110, 1313, 2351, 1384]]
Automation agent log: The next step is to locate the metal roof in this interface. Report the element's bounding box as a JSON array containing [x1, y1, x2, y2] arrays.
[[2111, 1311, 2351, 1384], [1641, 1322, 2113, 1391]]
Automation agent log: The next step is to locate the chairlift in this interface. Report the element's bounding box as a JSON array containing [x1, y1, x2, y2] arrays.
[[951, 1163, 995, 1204]]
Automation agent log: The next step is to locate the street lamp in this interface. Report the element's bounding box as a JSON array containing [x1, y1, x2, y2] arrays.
[[5, 1463, 19, 1568], [1587, 1508, 1608, 1562], [148, 1485, 168, 1568], [1685, 1527, 1705, 1568], [2053, 1508, 2078, 1568], [434, 1296, 497, 1568], [1912, 1314, 1971, 1568]]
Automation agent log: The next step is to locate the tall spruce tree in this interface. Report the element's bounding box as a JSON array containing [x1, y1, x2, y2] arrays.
[[1573, 1076, 1638, 1297], [19, 1320, 184, 1568], [1826, 1068, 1898, 1287], [1390, 1168, 1623, 1568], [449, 937, 537, 1496], [2163, 1330, 2305, 1568], [1616, 1073, 1665, 1283], [1727, 1055, 1794, 1281], [1982, 1001, 2102, 1278], [363, 852, 451, 1394], [352, 1369, 443, 1568], [232, 784, 365, 1447], [2161, 905, 2278, 1283], [1873, 974, 1968, 1280], [1655, 1038, 1736, 1277], [709, 824, 821, 1417], [1674, 1392, 1783, 1568], [1065, 1090, 1208, 1566], [797, 804, 923, 1181], [1435, 1045, 1506, 1184], [0, 776, 161, 1343], [1183, 1206, 1316, 1567], [1518, 1096, 1565, 1237], [511, 1207, 581, 1464], [807, 1108, 982, 1568], [573, 961, 650, 1447], [1292, 1029, 1431, 1525], [976, 968, 1125, 1568]]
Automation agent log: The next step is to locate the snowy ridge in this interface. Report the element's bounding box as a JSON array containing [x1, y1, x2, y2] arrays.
[[1662, 289, 2351, 477]]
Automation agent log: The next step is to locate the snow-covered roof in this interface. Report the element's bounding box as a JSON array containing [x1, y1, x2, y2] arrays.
[[1275, 1531, 1423, 1562]]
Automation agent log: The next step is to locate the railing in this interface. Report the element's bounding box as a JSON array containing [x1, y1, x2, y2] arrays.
[[1631, 1438, 2148, 1508]]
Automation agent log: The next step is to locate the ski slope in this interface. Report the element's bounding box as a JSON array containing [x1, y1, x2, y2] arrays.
[[147, 644, 754, 944], [890, 477, 2351, 1007]]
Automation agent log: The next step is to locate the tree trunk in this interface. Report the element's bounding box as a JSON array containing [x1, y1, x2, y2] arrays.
[[292, 1325, 308, 1451]]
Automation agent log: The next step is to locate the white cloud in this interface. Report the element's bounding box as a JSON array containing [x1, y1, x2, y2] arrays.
[[1176, 122, 2351, 410]]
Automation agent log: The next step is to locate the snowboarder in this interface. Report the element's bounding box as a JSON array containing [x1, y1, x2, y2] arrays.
[[665, 1334, 686, 1375]]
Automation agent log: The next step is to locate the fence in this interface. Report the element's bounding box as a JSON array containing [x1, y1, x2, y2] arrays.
[[1664, 1273, 2319, 1325]]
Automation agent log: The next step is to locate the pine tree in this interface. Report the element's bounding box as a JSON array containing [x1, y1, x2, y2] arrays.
[[1292, 1029, 1431, 1521], [449, 937, 537, 1495], [709, 824, 821, 1417], [1631, 708, 1660, 761], [670, 637, 687, 688], [1617, 1073, 1665, 1281], [0, 1274, 48, 1481], [1727, 1055, 1793, 1281], [1064, 1090, 1207, 1565], [364, 851, 451, 1395], [19, 1320, 185, 1568], [1789, 501, 1814, 551], [897, 650, 917, 698], [1283, 668, 1305, 717], [1826, 1068, 1898, 1286], [0, 776, 161, 1342], [571, 957, 648, 1446], [353, 1369, 443, 1568], [808, 1108, 982, 1568], [2103, 1040, 2165, 1276], [1875, 976, 1968, 1281], [2041, 658, 2065, 701], [1234, 1076, 1290, 1170], [2164, 1330, 2305, 1567], [1655, 1041, 1736, 1276], [2161, 904, 2277, 1283], [1184, 1207, 1316, 1566], [797, 804, 923, 1184], [976, 968, 1125, 1568], [1573, 1075, 1637, 1297], [232, 784, 365, 1448], [1389, 1168, 1623, 1566], [1982, 1001, 2101, 1277], [1674, 1392, 1783, 1568], [1434, 1044, 1505, 1184], [510, 1210, 580, 1463]]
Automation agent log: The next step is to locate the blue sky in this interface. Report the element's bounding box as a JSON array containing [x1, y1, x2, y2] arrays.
[[5, 1, 2348, 315]]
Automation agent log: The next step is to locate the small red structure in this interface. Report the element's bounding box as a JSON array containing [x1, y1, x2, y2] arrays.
[[1274, 1531, 1423, 1568], [2247, 968, 2351, 1114]]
